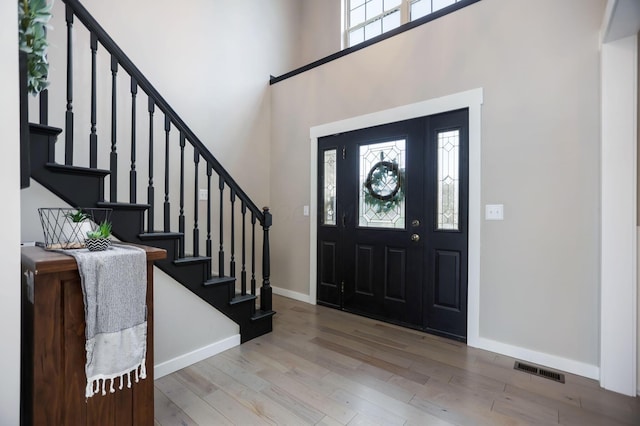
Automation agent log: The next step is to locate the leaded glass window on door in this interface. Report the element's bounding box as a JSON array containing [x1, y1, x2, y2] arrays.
[[323, 149, 337, 225], [359, 139, 406, 228], [437, 129, 460, 230]]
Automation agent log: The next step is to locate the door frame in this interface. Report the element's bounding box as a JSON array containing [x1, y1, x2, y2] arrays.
[[308, 88, 483, 347]]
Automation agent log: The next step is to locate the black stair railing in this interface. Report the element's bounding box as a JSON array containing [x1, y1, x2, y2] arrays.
[[34, 0, 272, 315]]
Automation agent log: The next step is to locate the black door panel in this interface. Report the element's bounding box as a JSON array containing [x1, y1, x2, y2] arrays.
[[317, 110, 468, 340]]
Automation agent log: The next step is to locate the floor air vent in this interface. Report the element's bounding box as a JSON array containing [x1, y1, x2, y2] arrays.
[[514, 361, 565, 383]]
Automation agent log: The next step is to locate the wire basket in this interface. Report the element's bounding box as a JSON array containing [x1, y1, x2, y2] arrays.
[[38, 208, 112, 250]]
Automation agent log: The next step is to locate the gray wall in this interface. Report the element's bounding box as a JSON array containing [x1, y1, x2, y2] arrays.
[[270, 0, 605, 367], [298, 0, 343, 66]]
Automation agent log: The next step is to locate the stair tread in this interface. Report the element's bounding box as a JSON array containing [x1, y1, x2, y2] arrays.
[[29, 122, 62, 134], [139, 232, 184, 240], [230, 294, 257, 305], [45, 163, 110, 177], [173, 256, 210, 265], [252, 309, 276, 321], [204, 275, 236, 286], [98, 201, 151, 210]]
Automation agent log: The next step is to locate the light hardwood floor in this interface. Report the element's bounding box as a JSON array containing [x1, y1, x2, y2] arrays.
[[154, 295, 640, 425]]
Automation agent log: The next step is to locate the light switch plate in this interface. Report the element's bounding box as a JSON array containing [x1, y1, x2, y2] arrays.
[[485, 204, 504, 220], [199, 189, 208, 201], [303, 205, 309, 216]]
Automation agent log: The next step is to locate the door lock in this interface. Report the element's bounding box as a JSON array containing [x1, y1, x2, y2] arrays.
[[411, 219, 420, 227], [410, 233, 420, 242]]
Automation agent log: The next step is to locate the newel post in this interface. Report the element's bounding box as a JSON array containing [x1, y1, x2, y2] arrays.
[[260, 207, 272, 312]]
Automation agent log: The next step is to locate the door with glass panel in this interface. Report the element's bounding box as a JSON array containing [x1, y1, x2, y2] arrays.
[[317, 109, 468, 340]]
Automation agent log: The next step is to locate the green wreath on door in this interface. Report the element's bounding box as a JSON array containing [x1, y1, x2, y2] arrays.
[[363, 161, 405, 214]]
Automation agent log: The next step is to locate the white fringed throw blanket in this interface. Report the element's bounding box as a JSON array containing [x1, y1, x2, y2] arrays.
[[62, 244, 148, 398]]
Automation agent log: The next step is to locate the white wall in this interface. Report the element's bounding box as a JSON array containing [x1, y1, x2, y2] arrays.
[[41, 0, 302, 199], [20, 0, 304, 381], [0, 0, 23, 423], [271, 0, 605, 374], [153, 268, 239, 378]]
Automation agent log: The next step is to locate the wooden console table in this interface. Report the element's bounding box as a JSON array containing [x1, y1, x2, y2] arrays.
[[21, 244, 166, 426]]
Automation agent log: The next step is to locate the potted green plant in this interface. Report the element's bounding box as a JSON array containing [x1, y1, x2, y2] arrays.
[[66, 209, 90, 223], [85, 220, 112, 251]]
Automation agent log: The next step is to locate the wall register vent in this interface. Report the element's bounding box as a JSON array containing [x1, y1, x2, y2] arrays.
[[514, 361, 565, 383]]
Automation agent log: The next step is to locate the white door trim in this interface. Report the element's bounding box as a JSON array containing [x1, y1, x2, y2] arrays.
[[308, 88, 483, 346]]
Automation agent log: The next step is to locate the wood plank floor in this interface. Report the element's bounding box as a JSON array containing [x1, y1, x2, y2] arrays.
[[154, 295, 640, 425]]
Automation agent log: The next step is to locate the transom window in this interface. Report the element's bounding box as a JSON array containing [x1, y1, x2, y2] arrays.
[[346, 0, 463, 47]]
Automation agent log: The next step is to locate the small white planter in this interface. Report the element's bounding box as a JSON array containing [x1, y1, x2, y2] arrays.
[[61, 221, 93, 246]]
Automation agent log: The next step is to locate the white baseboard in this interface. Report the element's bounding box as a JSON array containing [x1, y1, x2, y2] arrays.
[[272, 285, 313, 304], [471, 336, 599, 380], [154, 334, 240, 379]]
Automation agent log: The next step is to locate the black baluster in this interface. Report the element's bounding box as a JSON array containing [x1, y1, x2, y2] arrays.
[[251, 213, 256, 296], [147, 98, 155, 232], [206, 163, 212, 261], [178, 132, 185, 258], [218, 176, 225, 277], [65, 5, 74, 165], [39, 25, 48, 124], [110, 55, 118, 201], [193, 148, 200, 257], [130, 77, 137, 203], [163, 115, 171, 232], [39, 89, 48, 125], [241, 203, 247, 296], [230, 190, 236, 278], [89, 33, 98, 168], [261, 207, 272, 312]]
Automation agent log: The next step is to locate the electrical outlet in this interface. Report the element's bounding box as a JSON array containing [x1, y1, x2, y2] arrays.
[[198, 189, 208, 201], [485, 204, 504, 220]]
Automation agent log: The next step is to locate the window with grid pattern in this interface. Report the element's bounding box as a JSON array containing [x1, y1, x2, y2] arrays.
[[346, 0, 461, 47]]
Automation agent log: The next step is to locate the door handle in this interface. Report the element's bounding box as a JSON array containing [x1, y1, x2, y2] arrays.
[[410, 233, 420, 242]]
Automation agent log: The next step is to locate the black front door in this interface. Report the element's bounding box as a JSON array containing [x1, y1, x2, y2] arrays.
[[317, 109, 468, 340]]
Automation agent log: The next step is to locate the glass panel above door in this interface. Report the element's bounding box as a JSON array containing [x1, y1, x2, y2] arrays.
[[437, 129, 460, 230], [323, 149, 337, 225], [359, 139, 406, 229]]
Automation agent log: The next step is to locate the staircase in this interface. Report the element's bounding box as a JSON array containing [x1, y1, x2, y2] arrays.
[[24, 0, 274, 343]]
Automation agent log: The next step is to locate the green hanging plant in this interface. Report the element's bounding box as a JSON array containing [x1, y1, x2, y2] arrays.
[[18, 0, 53, 95]]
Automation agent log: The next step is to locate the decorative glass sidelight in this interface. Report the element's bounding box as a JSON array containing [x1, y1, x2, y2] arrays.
[[359, 139, 406, 228], [437, 129, 460, 230], [323, 149, 337, 225]]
